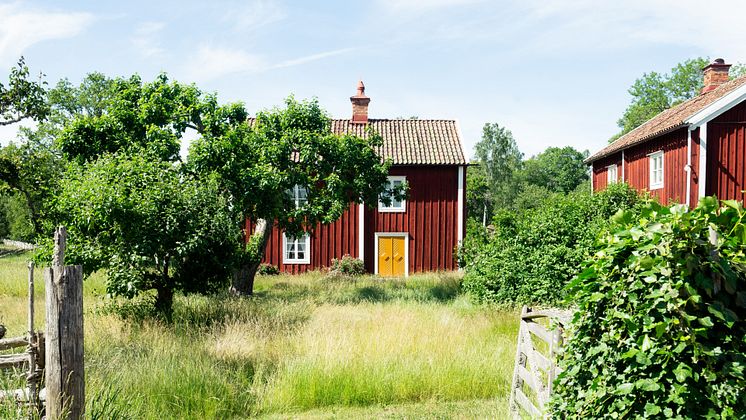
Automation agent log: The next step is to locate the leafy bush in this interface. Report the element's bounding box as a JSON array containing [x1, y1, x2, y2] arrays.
[[257, 263, 280, 276], [551, 198, 746, 418], [329, 254, 365, 276], [460, 183, 640, 306]]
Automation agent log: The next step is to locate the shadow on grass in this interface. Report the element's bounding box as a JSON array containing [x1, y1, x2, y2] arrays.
[[256, 275, 462, 305]]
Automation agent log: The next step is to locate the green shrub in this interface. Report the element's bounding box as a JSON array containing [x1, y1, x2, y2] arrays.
[[257, 263, 280, 276], [329, 254, 365, 276], [551, 198, 746, 418], [460, 183, 640, 306]]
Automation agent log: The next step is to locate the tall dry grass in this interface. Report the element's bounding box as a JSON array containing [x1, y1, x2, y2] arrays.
[[1, 253, 519, 418]]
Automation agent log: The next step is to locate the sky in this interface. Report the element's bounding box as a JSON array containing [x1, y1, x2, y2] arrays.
[[2, 0, 746, 160]]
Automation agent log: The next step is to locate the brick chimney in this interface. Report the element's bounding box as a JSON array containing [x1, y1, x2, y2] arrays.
[[701, 58, 731, 94], [350, 80, 370, 124]]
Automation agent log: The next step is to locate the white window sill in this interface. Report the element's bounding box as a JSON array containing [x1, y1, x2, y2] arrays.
[[378, 206, 406, 213], [650, 183, 663, 191]]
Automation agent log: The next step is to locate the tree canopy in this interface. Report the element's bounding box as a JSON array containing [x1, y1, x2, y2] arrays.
[[519, 146, 589, 194], [473, 123, 523, 212], [0, 57, 47, 126], [613, 57, 746, 141], [188, 96, 398, 294]]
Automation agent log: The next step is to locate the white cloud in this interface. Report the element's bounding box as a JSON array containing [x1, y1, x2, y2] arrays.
[[378, 0, 484, 14], [517, 0, 746, 58], [183, 44, 268, 82], [182, 45, 356, 83], [224, 0, 285, 31], [0, 2, 94, 65], [131, 21, 166, 58], [274, 48, 357, 69]]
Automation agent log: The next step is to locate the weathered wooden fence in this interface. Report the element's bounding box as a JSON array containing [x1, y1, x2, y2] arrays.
[[0, 261, 45, 413], [508, 306, 572, 419], [0, 227, 85, 419]]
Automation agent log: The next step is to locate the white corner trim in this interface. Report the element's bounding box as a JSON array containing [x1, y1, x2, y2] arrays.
[[590, 164, 594, 192], [685, 128, 693, 207], [698, 123, 708, 198], [686, 83, 746, 128], [457, 166, 464, 244], [358, 202, 365, 261], [373, 232, 409, 277], [621, 150, 625, 182]]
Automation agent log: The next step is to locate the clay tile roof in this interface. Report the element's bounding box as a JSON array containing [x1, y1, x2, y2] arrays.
[[586, 75, 746, 164], [330, 119, 466, 165]]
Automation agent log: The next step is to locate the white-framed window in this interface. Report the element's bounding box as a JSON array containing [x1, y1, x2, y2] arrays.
[[649, 151, 664, 190], [283, 233, 310, 264], [287, 184, 308, 209], [607, 164, 618, 184], [378, 176, 406, 212]]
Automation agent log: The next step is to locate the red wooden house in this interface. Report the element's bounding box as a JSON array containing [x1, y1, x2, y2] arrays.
[[587, 58, 746, 208], [251, 82, 467, 276]]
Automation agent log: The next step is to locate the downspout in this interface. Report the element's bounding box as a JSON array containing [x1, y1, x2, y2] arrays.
[[685, 128, 693, 207], [621, 150, 625, 182], [698, 123, 708, 199]]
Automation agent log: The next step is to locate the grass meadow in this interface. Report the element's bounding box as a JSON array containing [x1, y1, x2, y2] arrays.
[[0, 249, 518, 419]]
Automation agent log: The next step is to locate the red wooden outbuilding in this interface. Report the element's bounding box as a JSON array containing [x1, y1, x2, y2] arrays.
[[249, 82, 467, 276], [587, 59, 746, 208]]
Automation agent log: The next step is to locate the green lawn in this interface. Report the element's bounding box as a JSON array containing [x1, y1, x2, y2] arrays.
[[0, 251, 518, 419]]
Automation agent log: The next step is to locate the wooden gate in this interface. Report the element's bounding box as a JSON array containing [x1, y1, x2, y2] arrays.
[[508, 306, 572, 419]]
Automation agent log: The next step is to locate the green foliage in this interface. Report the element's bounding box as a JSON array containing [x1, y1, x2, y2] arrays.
[[474, 123, 523, 210], [0, 141, 62, 235], [57, 73, 236, 163], [257, 263, 280, 276], [466, 163, 492, 225], [329, 254, 365, 276], [615, 58, 708, 139], [460, 183, 641, 306], [551, 198, 746, 418], [188, 97, 397, 294], [0, 57, 48, 126], [518, 146, 589, 194], [0, 193, 34, 240], [41, 154, 240, 313]]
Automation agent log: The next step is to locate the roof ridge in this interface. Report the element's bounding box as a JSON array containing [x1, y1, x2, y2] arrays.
[[587, 74, 746, 163]]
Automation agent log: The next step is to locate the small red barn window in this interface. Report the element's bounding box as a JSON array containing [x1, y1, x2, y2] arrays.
[[607, 164, 618, 184], [649, 151, 664, 190], [378, 176, 406, 212]]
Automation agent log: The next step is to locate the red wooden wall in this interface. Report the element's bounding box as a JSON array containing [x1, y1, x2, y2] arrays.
[[249, 165, 464, 274], [593, 128, 691, 206], [363, 165, 462, 274], [623, 128, 688, 205], [246, 205, 359, 274], [707, 101, 746, 202], [592, 154, 622, 191]]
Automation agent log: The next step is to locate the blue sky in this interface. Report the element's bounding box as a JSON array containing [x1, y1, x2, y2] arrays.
[[2, 0, 746, 159]]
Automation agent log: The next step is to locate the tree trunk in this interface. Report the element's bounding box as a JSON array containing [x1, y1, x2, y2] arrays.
[[155, 257, 173, 318], [231, 218, 272, 296], [155, 286, 173, 319]]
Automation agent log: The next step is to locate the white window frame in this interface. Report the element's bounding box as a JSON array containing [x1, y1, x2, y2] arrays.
[[378, 176, 406, 213], [282, 233, 310, 264], [649, 150, 664, 190], [607, 164, 618, 184], [288, 184, 308, 209]]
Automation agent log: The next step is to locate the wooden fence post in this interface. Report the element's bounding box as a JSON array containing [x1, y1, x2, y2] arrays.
[[45, 226, 85, 419]]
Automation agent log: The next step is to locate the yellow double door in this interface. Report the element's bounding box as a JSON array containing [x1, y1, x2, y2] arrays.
[[378, 236, 406, 277]]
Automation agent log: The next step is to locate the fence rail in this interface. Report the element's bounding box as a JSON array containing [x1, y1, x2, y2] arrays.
[[508, 306, 572, 419]]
